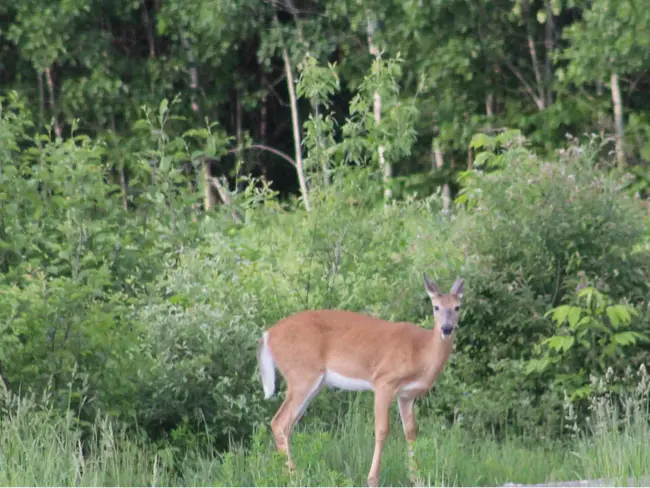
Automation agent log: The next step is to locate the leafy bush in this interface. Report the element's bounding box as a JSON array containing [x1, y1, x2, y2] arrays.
[[440, 132, 650, 432], [528, 286, 649, 400]]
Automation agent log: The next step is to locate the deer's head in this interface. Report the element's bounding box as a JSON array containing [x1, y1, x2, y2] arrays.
[[423, 273, 464, 340]]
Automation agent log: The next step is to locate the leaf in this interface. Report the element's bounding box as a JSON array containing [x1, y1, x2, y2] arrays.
[[606, 304, 637, 329], [567, 306, 582, 328], [548, 305, 570, 325], [525, 357, 551, 374], [570, 385, 591, 400], [469, 133, 495, 151], [572, 315, 592, 331], [543, 335, 575, 352], [612, 331, 642, 346], [473, 152, 493, 167], [158, 98, 169, 121]]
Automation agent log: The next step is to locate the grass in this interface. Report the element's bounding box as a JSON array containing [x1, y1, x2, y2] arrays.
[[0, 379, 648, 487]]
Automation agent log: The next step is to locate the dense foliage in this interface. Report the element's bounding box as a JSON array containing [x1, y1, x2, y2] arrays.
[[0, 0, 649, 462]]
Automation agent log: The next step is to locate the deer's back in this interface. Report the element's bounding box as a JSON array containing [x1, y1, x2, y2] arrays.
[[266, 310, 429, 383]]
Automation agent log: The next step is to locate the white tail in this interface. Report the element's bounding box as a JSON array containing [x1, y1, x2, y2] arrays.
[[257, 331, 276, 399], [257, 273, 465, 487]]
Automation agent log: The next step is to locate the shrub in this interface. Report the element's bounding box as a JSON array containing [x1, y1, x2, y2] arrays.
[[445, 132, 650, 432]]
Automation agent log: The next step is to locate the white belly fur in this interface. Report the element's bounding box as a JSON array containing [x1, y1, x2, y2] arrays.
[[400, 381, 427, 394], [324, 370, 374, 391]]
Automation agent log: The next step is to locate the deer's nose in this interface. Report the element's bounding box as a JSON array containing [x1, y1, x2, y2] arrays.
[[441, 325, 454, 336]]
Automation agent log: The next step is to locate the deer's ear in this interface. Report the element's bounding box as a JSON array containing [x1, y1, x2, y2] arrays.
[[450, 278, 465, 299], [423, 272, 441, 298]]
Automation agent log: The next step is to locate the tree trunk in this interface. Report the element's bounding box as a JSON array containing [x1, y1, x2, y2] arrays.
[[141, 0, 156, 59], [203, 160, 217, 210], [486, 92, 494, 118], [522, 0, 545, 110], [610, 72, 626, 169], [434, 140, 450, 213], [179, 29, 200, 115], [367, 18, 392, 201], [276, 14, 310, 212], [259, 83, 269, 185], [44, 67, 62, 137], [210, 176, 243, 224], [236, 90, 244, 169], [38, 71, 45, 128], [543, 0, 554, 108], [120, 160, 128, 210]]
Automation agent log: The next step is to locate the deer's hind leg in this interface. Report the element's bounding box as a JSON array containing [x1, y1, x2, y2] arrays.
[[270, 372, 325, 470]]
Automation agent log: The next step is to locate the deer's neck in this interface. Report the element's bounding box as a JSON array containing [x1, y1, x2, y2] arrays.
[[421, 330, 455, 386]]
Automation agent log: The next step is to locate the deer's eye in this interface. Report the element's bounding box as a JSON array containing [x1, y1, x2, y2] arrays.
[[434, 306, 440, 311], [454, 306, 460, 312]]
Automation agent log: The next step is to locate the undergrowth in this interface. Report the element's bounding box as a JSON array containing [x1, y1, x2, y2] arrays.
[[0, 366, 647, 486]]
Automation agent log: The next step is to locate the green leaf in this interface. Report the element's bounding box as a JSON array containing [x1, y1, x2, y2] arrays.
[[548, 305, 570, 326], [570, 385, 591, 400], [469, 133, 495, 151], [567, 306, 582, 328], [158, 98, 169, 121], [525, 357, 551, 374], [612, 331, 642, 346], [543, 335, 575, 352]]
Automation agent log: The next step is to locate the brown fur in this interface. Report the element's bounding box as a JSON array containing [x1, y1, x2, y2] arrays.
[[258, 274, 464, 486]]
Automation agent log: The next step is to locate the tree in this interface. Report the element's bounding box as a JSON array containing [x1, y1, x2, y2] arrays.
[[561, 0, 650, 168]]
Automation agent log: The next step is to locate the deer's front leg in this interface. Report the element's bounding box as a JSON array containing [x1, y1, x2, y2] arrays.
[[398, 396, 420, 484], [367, 387, 393, 487]]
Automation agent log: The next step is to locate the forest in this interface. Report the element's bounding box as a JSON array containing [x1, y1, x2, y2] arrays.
[[0, 0, 649, 485]]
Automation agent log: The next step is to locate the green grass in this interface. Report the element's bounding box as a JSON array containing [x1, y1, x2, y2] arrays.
[[0, 389, 648, 486]]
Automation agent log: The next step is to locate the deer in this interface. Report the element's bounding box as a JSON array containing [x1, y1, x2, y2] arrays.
[[256, 273, 464, 487]]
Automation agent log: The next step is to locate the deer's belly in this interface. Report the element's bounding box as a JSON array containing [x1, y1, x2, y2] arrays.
[[399, 381, 429, 397], [324, 370, 374, 391]]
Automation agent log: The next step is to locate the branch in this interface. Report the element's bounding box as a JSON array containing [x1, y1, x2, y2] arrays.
[[503, 58, 544, 111], [209, 176, 243, 224], [229, 144, 296, 167]]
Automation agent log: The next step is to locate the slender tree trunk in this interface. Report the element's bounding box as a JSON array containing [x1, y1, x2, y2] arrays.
[[44, 67, 62, 137], [141, 0, 156, 59], [203, 160, 217, 210], [236, 90, 244, 168], [287, 0, 330, 188], [259, 79, 269, 185], [486, 92, 494, 118], [367, 18, 392, 201], [522, 0, 545, 110], [179, 29, 200, 115], [275, 15, 310, 212], [111, 114, 128, 211], [210, 175, 243, 224], [260, 83, 268, 143], [543, 1, 554, 107], [610, 72, 626, 169], [178, 28, 238, 217], [434, 141, 450, 212], [120, 161, 128, 210], [37, 72, 46, 169], [38, 72, 45, 128]]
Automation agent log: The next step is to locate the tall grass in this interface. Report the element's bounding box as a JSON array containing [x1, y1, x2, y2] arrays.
[[0, 367, 648, 486]]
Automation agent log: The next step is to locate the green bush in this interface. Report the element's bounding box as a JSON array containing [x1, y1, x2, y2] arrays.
[[441, 133, 650, 432]]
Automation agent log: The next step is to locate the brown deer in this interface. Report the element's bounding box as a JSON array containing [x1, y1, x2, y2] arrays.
[[257, 273, 464, 486]]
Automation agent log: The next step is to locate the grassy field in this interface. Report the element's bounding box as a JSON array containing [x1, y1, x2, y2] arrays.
[[1, 383, 648, 487]]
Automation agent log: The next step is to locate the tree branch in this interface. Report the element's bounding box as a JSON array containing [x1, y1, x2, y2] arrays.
[[503, 58, 544, 110], [229, 144, 296, 167], [209, 176, 243, 224]]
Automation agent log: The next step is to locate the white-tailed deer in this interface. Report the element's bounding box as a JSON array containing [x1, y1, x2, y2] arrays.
[[257, 273, 464, 487]]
